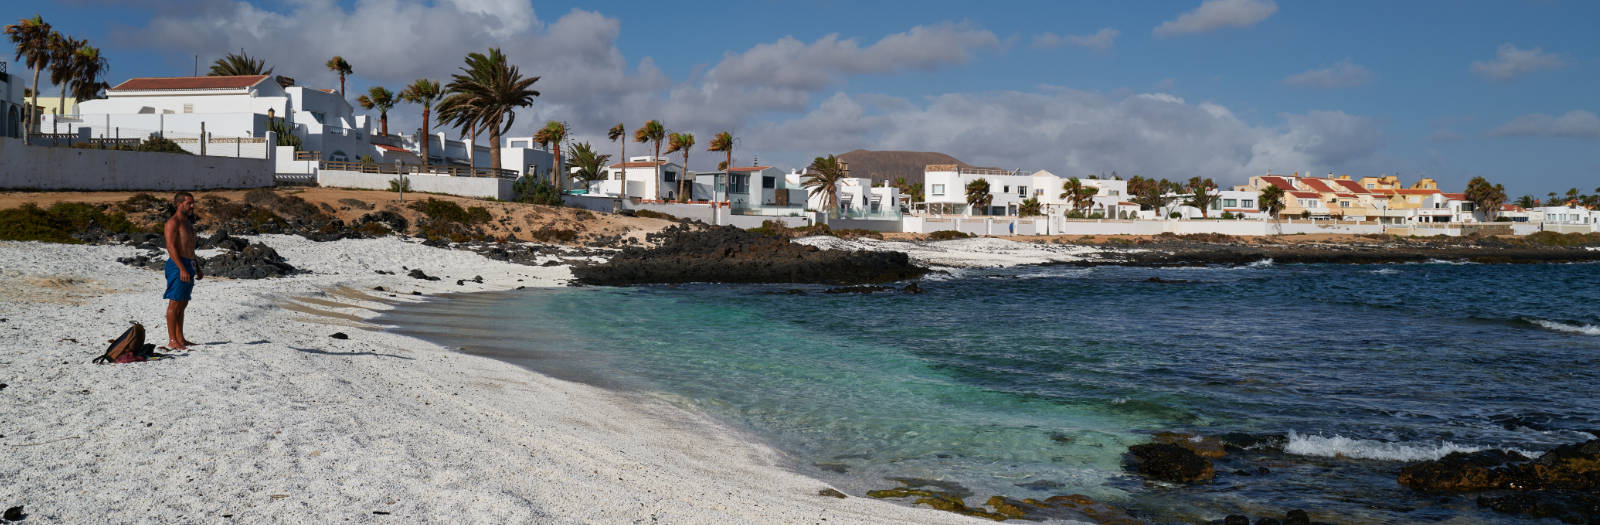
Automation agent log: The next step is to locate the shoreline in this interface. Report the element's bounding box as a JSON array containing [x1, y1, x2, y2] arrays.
[[0, 235, 990, 524]]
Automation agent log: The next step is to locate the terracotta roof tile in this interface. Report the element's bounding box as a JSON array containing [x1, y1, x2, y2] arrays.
[[1290, 191, 1321, 198], [1260, 176, 1296, 190], [110, 75, 270, 91], [376, 144, 408, 152], [1442, 193, 1466, 200], [1334, 179, 1368, 193], [1301, 178, 1338, 192]]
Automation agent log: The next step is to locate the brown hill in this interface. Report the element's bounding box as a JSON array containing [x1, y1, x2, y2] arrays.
[[835, 150, 974, 188]]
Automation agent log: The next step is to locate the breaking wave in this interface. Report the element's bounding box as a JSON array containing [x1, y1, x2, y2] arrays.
[[1283, 431, 1534, 462], [1527, 319, 1600, 336]]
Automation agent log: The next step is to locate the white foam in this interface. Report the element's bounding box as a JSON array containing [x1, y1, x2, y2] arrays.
[[793, 235, 1105, 269], [1244, 258, 1274, 268], [1284, 431, 1534, 462], [1531, 319, 1600, 336], [1369, 268, 1399, 275]]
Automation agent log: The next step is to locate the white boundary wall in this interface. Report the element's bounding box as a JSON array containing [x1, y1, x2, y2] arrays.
[[318, 169, 514, 200], [563, 194, 812, 228], [0, 136, 272, 190]]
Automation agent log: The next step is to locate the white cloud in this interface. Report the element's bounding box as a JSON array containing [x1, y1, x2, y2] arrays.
[[744, 89, 1384, 186], [1284, 59, 1374, 88], [706, 22, 998, 91], [1033, 28, 1119, 51], [1470, 44, 1564, 80], [1154, 0, 1277, 37], [1491, 110, 1600, 138]]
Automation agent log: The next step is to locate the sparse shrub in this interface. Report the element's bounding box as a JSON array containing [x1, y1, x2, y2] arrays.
[[633, 209, 679, 221], [1220, 211, 1235, 220], [1169, 211, 1182, 219], [355, 221, 391, 236], [0, 202, 145, 243], [573, 209, 595, 221], [409, 198, 489, 225], [338, 198, 374, 210], [388, 177, 410, 193], [928, 230, 972, 240], [527, 228, 578, 243]]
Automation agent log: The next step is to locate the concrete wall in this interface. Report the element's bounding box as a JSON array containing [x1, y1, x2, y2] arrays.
[[829, 218, 904, 232], [0, 136, 272, 190], [170, 136, 271, 159], [319, 169, 514, 200], [562, 194, 813, 228]]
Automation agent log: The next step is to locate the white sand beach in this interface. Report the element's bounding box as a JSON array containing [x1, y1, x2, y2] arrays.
[[0, 235, 993, 524]]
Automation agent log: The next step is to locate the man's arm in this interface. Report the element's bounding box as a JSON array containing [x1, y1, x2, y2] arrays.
[[165, 219, 191, 282]]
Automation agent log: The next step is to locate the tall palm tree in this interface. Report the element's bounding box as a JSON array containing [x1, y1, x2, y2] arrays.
[[965, 178, 993, 216], [1258, 185, 1286, 219], [1060, 177, 1098, 216], [1514, 195, 1536, 209], [356, 86, 396, 136], [1464, 176, 1506, 221], [1184, 177, 1219, 218], [1018, 197, 1043, 217], [707, 131, 734, 205], [665, 132, 695, 202], [532, 121, 569, 188], [325, 56, 352, 96], [6, 14, 54, 143], [398, 78, 441, 167], [633, 120, 666, 199], [437, 48, 540, 174], [47, 33, 84, 123], [68, 44, 109, 103], [208, 50, 272, 76], [566, 141, 611, 191], [805, 154, 847, 218], [607, 123, 627, 199]]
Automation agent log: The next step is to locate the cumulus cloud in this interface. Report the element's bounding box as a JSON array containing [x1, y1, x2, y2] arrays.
[[1491, 110, 1600, 139], [1154, 0, 1277, 37], [705, 22, 998, 90], [1032, 28, 1119, 51], [1283, 59, 1373, 88], [1470, 44, 1564, 80], [744, 88, 1384, 186]]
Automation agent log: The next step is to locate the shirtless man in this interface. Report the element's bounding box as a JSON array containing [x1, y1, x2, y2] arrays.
[[163, 191, 201, 350]]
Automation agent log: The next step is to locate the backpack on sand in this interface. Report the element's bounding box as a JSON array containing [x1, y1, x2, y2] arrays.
[[93, 323, 162, 364]]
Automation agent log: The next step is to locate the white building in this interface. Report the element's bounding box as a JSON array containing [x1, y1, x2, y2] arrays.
[[799, 176, 901, 219], [922, 164, 1033, 215], [1533, 206, 1595, 227], [0, 63, 26, 138], [50, 74, 379, 162], [599, 156, 689, 201], [690, 165, 808, 213], [1173, 189, 1267, 219]]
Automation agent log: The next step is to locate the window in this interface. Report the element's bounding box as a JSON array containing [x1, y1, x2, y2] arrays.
[[1017, 185, 1027, 197], [183, 103, 193, 114], [932, 184, 945, 196], [1211, 201, 1221, 210], [1242, 199, 1255, 208], [510, 140, 529, 148], [1003, 185, 1010, 193], [1340, 201, 1350, 208], [663, 170, 677, 183], [1408, 196, 1420, 203], [1223, 199, 1238, 208], [1366, 183, 1375, 189], [729, 174, 749, 194], [762, 176, 775, 189], [1106, 190, 1119, 196]]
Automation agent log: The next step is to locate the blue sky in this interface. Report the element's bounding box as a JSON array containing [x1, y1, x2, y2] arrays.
[[22, 0, 1600, 196]]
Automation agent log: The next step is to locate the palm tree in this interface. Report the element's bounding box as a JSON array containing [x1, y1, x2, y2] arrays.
[[804, 154, 847, 218], [665, 132, 695, 202], [1129, 176, 1176, 218], [965, 178, 993, 216], [1464, 176, 1507, 221], [532, 121, 569, 188], [707, 131, 734, 205], [208, 50, 272, 76], [47, 33, 84, 124], [1018, 197, 1043, 217], [1184, 177, 1219, 218], [1514, 195, 1536, 209], [633, 120, 666, 199], [356, 86, 396, 136], [325, 56, 352, 96], [398, 78, 441, 167], [68, 44, 109, 103], [1060, 177, 1098, 216], [437, 48, 541, 174], [1258, 185, 1286, 219], [566, 141, 611, 191], [607, 123, 627, 199], [6, 14, 54, 143]]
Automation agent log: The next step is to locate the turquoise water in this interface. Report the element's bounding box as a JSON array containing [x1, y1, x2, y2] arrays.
[[378, 262, 1600, 522]]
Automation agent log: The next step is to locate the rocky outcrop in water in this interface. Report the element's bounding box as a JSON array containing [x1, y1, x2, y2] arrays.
[[1398, 438, 1600, 522], [572, 225, 927, 286], [1126, 442, 1215, 483]]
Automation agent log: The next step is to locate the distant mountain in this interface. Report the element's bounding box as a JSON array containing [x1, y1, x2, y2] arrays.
[[835, 150, 975, 188]]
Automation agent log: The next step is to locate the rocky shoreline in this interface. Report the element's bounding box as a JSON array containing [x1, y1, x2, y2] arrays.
[[1055, 236, 1600, 266], [572, 225, 928, 286]]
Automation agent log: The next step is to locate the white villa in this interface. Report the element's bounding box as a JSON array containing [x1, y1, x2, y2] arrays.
[[923, 164, 1032, 215], [598, 156, 688, 201], [0, 63, 26, 139]]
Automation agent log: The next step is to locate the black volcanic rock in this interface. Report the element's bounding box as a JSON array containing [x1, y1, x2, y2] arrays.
[[572, 225, 926, 286]]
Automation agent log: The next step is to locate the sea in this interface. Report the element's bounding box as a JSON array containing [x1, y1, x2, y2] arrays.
[[376, 260, 1600, 523]]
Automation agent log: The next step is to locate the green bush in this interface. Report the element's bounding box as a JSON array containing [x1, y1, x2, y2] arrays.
[[388, 177, 410, 193], [0, 202, 145, 243], [135, 134, 190, 154], [409, 198, 490, 225], [633, 209, 679, 221], [928, 230, 973, 240], [513, 176, 563, 206], [1169, 211, 1182, 219], [1220, 211, 1235, 220], [527, 228, 577, 243]]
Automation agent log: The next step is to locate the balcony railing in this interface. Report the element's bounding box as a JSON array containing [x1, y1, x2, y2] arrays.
[[317, 159, 517, 178]]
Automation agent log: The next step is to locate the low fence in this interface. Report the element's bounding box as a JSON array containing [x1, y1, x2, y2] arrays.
[[0, 136, 272, 190], [906, 216, 1050, 236], [168, 136, 270, 159], [318, 169, 516, 200], [562, 194, 812, 228]]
